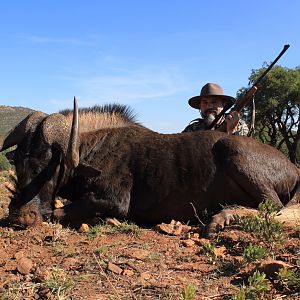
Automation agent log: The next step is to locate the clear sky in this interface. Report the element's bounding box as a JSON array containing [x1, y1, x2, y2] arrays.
[[0, 1, 299, 133]]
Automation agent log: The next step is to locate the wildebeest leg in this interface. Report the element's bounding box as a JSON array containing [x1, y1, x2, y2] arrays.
[[53, 192, 130, 224], [286, 183, 300, 206], [205, 206, 258, 236], [213, 139, 286, 208], [206, 203, 300, 237]]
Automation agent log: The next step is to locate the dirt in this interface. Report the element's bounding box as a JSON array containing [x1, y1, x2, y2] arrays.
[[0, 171, 299, 300]]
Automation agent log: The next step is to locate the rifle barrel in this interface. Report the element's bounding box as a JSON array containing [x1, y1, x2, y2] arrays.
[[253, 44, 290, 86], [204, 44, 290, 131]]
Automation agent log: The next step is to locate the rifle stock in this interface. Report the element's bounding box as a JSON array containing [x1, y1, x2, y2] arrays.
[[216, 86, 257, 132], [232, 86, 257, 113]]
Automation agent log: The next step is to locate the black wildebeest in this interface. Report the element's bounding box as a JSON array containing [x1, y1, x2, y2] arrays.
[[1, 98, 299, 233]]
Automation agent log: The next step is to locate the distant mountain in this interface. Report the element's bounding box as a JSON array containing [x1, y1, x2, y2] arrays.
[[0, 105, 37, 137]]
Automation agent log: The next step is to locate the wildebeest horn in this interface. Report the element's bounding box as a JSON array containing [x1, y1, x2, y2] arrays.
[[0, 112, 46, 152], [41, 97, 79, 169], [66, 97, 79, 169]]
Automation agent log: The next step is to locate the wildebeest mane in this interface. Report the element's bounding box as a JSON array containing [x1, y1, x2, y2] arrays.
[[60, 103, 141, 133]]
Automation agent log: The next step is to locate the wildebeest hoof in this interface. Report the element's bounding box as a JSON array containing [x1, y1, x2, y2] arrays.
[[205, 209, 235, 237]]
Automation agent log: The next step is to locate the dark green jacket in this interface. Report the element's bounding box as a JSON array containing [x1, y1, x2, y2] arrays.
[[183, 118, 249, 136]]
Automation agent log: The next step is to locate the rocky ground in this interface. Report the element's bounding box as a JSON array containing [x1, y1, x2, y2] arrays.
[[0, 170, 299, 300]]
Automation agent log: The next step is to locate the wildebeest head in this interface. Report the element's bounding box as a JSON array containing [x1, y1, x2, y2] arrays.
[[0, 102, 79, 226], [1, 98, 138, 227]]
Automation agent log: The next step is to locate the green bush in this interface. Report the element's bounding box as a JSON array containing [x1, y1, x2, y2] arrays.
[[235, 199, 284, 247], [243, 243, 267, 263], [180, 283, 197, 300], [277, 267, 300, 292], [232, 270, 270, 300], [0, 151, 11, 171]]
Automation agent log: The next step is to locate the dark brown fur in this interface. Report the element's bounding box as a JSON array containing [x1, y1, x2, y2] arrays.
[[55, 125, 300, 225], [2, 104, 300, 228]]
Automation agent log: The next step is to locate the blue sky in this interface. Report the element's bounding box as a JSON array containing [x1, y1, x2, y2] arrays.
[[0, 1, 299, 133]]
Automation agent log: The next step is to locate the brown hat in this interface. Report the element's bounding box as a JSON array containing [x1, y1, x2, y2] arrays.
[[188, 83, 236, 109]]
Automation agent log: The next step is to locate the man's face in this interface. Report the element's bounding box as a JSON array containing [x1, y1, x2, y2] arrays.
[[199, 97, 225, 118]]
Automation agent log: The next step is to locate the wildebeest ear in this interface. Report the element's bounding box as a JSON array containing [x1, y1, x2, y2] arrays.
[[75, 162, 101, 177]]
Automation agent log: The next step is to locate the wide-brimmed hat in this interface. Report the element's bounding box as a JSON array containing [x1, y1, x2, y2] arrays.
[[188, 83, 236, 109]]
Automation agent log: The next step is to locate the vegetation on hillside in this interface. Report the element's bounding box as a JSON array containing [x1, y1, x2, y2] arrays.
[[0, 105, 35, 137], [238, 65, 300, 163]]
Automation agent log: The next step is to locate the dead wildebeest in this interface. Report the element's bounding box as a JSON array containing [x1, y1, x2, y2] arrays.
[[1, 98, 300, 234]]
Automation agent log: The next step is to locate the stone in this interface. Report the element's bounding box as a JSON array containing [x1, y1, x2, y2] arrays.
[[155, 220, 183, 236], [255, 259, 293, 278], [78, 223, 89, 233], [107, 262, 123, 275], [123, 269, 134, 276], [14, 250, 25, 261], [139, 272, 151, 280], [53, 199, 64, 209], [213, 246, 227, 258], [17, 257, 33, 275], [129, 249, 150, 260], [181, 239, 196, 247]]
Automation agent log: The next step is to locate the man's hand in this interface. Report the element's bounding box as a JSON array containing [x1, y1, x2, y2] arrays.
[[225, 111, 239, 134]]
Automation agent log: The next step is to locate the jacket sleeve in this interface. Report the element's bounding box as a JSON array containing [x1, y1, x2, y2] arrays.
[[182, 124, 193, 132]]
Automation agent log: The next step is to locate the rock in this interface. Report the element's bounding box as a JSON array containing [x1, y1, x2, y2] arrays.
[[34, 267, 51, 282], [129, 249, 150, 260], [181, 239, 196, 247], [78, 223, 89, 233], [53, 199, 64, 209], [275, 204, 300, 227], [139, 272, 151, 280], [14, 250, 25, 261], [155, 220, 184, 236], [192, 233, 200, 239], [255, 259, 293, 278], [123, 269, 134, 276], [107, 262, 123, 275], [181, 224, 192, 233], [17, 257, 33, 275], [213, 246, 227, 258]]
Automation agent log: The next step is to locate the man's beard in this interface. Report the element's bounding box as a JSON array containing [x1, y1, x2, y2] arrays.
[[203, 114, 216, 127], [201, 109, 217, 127]]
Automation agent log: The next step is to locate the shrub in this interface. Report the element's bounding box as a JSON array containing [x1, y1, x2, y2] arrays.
[[277, 267, 300, 292], [200, 241, 217, 264], [0, 151, 11, 171], [180, 283, 197, 300], [232, 270, 270, 299], [235, 199, 284, 247], [243, 243, 267, 263]]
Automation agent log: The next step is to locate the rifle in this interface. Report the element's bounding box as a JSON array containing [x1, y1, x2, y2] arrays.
[[206, 44, 290, 132]]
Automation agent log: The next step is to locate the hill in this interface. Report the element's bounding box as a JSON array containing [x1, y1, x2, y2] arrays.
[[0, 105, 37, 136]]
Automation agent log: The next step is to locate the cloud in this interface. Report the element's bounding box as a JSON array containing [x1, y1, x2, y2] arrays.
[[18, 34, 90, 46], [77, 66, 188, 105]]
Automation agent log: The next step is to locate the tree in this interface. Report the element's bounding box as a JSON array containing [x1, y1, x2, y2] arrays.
[[237, 65, 300, 164]]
